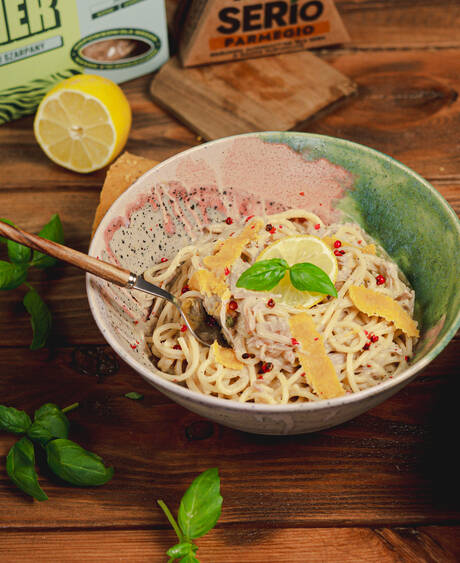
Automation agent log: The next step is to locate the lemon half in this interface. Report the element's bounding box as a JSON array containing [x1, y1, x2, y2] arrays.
[[257, 235, 338, 308], [34, 74, 131, 173]]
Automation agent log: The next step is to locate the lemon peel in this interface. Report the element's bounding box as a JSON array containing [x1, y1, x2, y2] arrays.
[[289, 313, 345, 399], [211, 341, 244, 370], [349, 285, 419, 337]]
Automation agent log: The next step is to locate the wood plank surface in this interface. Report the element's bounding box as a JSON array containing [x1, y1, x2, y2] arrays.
[[0, 343, 458, 529], [0, 1, 459, 560], [2, 49, 460, 189], [150, 53, 357, 140], [335, 0, 460, 49], [1, 526, 459, 562]]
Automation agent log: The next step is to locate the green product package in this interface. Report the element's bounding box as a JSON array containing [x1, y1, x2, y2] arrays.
[[0, 0, 169, 124]]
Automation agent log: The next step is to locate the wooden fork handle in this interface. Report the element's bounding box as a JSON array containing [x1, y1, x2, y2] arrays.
[[0, 220, 133, 287]]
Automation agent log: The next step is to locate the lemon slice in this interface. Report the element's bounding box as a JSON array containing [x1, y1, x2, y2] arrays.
[[34, 74, 131, 173], [257, 235, 338, 308]]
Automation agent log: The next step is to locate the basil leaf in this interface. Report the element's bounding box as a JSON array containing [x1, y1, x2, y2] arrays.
[[46, 439, 114, 486], [0, 260, 28, 290], [166, 542, 195, 558], [27, 403, 69, 446], [179, 555, 199, 563], [0, 218, 15, 244], [178, 468, 222, 540], [23, 289, 52, 350], [8, 239, 32, 264], [0, 405, 32, 434], [6, 437, 48, 501], [32, 214, 64, 269], [124, 392, 143, 400], [289, 262, 338, 297], [236, 259, 288, 291], [0, 218, 32, 263]]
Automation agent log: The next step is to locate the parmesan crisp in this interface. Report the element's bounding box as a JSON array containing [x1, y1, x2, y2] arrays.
[[289, 313, 345, 399], [189, 269, 231, 300], [92, 152, 158, 236], [211, 341, 244, 370], [349, 285, 419, 337]]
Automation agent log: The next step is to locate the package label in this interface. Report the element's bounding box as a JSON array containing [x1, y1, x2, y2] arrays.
[[180, 0, 349, 67], [0, 0, 169, 124]]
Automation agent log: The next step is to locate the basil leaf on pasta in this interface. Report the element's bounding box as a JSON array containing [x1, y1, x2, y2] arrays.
[[289, 262, 338, 297], [236, 258, 288, 291]]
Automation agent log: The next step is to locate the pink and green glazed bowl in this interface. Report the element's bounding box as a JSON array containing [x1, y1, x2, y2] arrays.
[[87, 132, 460, 435]]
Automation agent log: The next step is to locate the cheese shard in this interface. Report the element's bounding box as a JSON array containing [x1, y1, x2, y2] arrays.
[[211, 341, 244, 370], [349, 285, 419, 337], [289, 313, 345, 399], [203, 219, 263, 278], [189, 269, 231, 300]]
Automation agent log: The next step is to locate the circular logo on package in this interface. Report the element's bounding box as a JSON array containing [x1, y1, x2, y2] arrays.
[[71, 28, 161, 69]]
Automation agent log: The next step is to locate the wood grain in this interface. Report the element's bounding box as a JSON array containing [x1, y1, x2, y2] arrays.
[[1, 526, 459, 562], [309, 49, 460, 181], [150, 53, 357, 140], [0, 1, 459, 559], [335, 0, 460, 49], [2, 49, 460, 186], [0, 344, 458, 529]]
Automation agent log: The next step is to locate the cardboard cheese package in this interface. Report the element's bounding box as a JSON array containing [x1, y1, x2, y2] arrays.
[[0, 0, 169, 124], [178, 0, 350, 67]]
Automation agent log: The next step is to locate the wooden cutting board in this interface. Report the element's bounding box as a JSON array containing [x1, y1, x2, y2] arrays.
[[150, 52, 357, 140]]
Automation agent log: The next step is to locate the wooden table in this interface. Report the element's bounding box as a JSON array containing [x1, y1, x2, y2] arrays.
[[1, 1, 459, 561]]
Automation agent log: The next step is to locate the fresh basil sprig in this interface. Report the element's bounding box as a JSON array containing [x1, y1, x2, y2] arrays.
[[46, 439, 114, 486], [158, 468, 223, 562], [31, 214, 64, 269], [236, 258, 337, 297], [0, 401, 113, 500], [7, 437, 48, 501], [27, 403, 70, 446], [0, 405, 32, 434], [0, 214, 64, 349]]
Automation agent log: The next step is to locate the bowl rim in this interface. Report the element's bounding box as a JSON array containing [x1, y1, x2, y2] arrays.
[[87, 131, 460, 414]]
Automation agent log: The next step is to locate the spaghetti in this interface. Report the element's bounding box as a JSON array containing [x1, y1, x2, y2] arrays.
[[144, 210, 418, 404]]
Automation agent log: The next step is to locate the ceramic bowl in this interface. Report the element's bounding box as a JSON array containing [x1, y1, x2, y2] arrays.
[[87, 132, 460, 435]]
